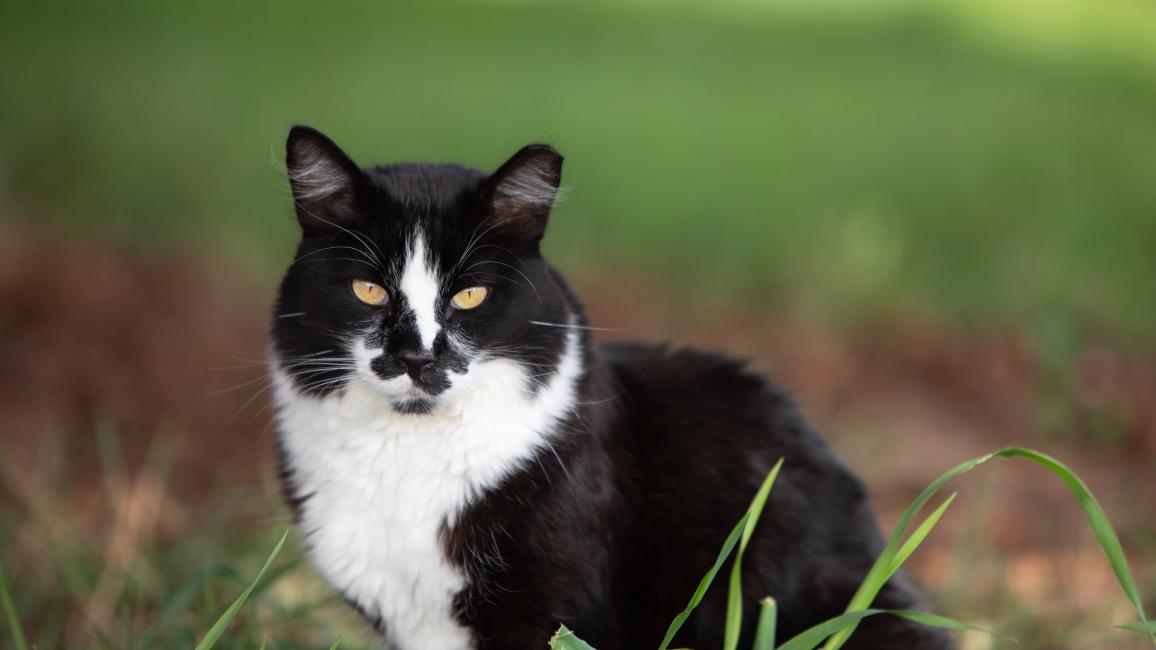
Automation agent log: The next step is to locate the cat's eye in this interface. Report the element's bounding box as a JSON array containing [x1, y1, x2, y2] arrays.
[[451, 286, 489, 310], [352, 279, 389, 306]]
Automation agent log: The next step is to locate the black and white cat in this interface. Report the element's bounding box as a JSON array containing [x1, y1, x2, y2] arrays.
[[270, 126, 953, 650]]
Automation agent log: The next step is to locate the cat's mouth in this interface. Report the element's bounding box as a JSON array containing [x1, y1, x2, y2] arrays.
[[359, 367, 452, 415], [353, 342, 466, 414], [380, 377, 442, 414], [391, 397, 437, 415]]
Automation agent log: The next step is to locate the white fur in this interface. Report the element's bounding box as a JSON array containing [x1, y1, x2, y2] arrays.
[[494, 160, 563, 208], [400, 235, 441, 350], [289, 156, 349, 201], [273, 328, 583, 650]]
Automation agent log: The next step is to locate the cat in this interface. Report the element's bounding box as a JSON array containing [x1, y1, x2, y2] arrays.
[[270, 125, 954, 650]]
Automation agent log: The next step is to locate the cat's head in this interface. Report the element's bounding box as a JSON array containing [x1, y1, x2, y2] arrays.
[[271, 126, 576, 415]]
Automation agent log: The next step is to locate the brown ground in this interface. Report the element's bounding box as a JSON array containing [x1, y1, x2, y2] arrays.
[[2, 225, 1153, 648]]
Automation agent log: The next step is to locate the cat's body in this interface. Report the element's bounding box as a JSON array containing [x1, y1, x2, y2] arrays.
[[271, 126, 953, 649]]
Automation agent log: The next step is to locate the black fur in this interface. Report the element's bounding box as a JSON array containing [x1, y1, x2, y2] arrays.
[[271, 126, 954, 649]]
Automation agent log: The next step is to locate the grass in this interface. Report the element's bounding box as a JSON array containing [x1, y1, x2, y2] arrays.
[[193, 529, 289, 650], [1, 566, 30, 650], [3, 436, 1152, 649], [546, 447, 1152, 650], [2, 0, 1156, 342], [0, 426, 379, 649]]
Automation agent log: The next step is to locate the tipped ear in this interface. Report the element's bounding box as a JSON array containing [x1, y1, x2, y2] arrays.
[[285, 125, 364, 230], [480, 144, 563, 246]]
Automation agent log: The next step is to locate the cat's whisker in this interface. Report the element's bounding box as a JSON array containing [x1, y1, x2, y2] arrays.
[[539, 438, 575, 488], [463, 260, 539, 301], [284, 358, 353, 368], [287, 368, 358, 378], [272, 354, 351, 366], [287, 364, 357, 375], [460, 271, 520, 286], [217, 379, 277, 433], [573, 391, 625, 407], [213, 360, 269, 370], [450, 221, 488, 276], [527, 320, 628, 332], [293, 200, 387, 269], [266, 360, 351, 372], [465, 243, 523, 264], [293, 244, 381, 271], [451, 221, 505, 277], [291, 372, 359, 395], [295, 256, 382, 272], [207, 374, 270, 396], [215, 351, 335, 371], [265, 349, 337, 363], [297, 377, 352, 393]]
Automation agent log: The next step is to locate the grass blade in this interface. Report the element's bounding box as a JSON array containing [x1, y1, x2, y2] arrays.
[[239, 558, 302, 603], [889, 493, 956, 575], [327, 636, 343, 650], [780, 610, 886, 650], [1122, 622, 1156, 634], [140, 564, 230, 648], [659, 460, 784, 650], [724, 459, 784, 650], [823, 447, 1153, 648], [193, 529, 290, 650], [656, 516, 746, 650], [781, 609, 1003, 650], [752, 597, 777, 650], [0, 565, 29, 650], [889, 610, 1007, 638], [549, 624, 598, 650]]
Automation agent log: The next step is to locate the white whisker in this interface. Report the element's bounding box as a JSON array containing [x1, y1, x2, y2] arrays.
[[464, 260, 539, 301], [528, 320, 627, 332]]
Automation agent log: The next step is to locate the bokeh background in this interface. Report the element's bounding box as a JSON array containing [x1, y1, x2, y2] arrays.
[[2, 0, 1154, 648]]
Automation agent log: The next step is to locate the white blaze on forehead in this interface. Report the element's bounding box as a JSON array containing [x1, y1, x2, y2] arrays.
[[400, 234, 441, 350]]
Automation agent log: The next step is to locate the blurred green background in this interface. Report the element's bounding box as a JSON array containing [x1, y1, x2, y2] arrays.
[[3, 0, 1155, 341]]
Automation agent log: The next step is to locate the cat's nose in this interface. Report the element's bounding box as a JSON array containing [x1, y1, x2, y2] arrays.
[[396, 348, 436, 378]]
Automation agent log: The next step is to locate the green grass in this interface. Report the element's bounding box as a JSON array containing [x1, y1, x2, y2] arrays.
[[2, 433, 1153, 648], [1, 565, 30, 650], [194, 529, 289, 650], [2, 0, 1156, 341], [0, 428, 379, 649], [548, 447, 1152, 650]]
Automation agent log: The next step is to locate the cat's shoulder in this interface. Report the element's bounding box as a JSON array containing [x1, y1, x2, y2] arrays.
[[594, 340, 802, 431], [594, 340, 864, 499], [597, 341, 782, 398]]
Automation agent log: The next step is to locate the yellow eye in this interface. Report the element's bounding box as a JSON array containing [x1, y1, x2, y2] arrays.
[[351, 279, 388, 306], [451, 286, 489, 310]]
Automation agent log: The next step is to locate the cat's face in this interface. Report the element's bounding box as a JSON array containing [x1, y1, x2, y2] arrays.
[[271, 126, 574, 415]]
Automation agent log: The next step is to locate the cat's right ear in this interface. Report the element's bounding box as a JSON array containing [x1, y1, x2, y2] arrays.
[[285, 125, 365, 231]]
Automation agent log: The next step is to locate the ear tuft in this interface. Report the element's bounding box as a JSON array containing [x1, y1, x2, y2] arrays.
[[285, 126, 363, 229], [483, 144, 564, 245]]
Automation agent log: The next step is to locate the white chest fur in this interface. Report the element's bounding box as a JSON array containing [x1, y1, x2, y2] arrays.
[[272, 333, 581, 650]]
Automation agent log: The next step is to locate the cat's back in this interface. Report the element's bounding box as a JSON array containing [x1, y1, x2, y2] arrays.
[[596, 339, 867, 533], [597, 341, 836, 467], [595, 341, 887, 645]]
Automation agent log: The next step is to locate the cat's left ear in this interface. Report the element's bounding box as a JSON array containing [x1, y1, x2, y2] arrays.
[[285, 125, 366, 231], [480, 144, 564, 246]]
